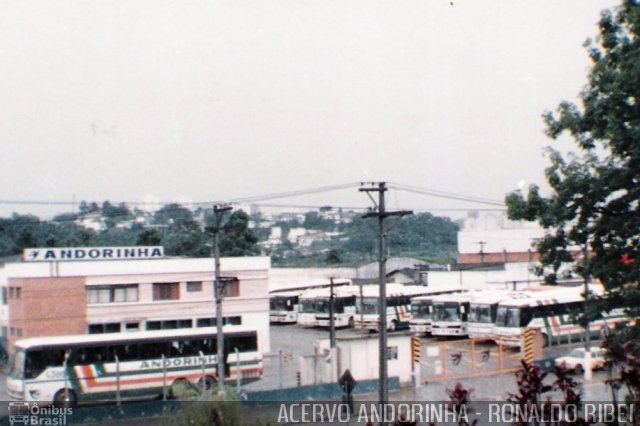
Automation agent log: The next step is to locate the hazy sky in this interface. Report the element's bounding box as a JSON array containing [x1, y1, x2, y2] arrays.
[[0, 0, 620, 219]]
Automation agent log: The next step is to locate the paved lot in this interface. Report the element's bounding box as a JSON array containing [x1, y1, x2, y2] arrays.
[[0, 325, 615, 401]]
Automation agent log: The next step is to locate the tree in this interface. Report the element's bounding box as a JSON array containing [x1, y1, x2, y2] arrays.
[[505, 1, 640, 315], [218, 211, 260, 257]]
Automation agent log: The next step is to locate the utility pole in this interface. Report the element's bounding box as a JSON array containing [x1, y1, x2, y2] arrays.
[[360, 182, 412, 424], [329, 277, 336, 349], [583, 241, 592, 382], [209, 203, 232, 392], [478, 240, 486, 267]]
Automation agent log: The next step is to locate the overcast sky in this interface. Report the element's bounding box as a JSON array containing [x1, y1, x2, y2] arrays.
[[0, 0, 620, 219]]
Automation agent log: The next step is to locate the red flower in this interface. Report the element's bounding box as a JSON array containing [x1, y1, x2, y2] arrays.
[[619, 254, 635, 266]]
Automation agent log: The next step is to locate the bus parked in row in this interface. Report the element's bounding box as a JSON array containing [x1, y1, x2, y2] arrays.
[[356, 284, 460, 332], [297, 286, 360, 328], [269, 290, 305, 324], [466, 292, 535, 339], [409, 289, 464, 335], [7, 325, 262, 406], [493, 285, 622, 348], [269, 279, 352, 324], [430, 292, 484, 337]]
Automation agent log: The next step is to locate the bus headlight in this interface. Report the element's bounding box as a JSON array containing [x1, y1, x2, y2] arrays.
[[28, 389, 40, 399]]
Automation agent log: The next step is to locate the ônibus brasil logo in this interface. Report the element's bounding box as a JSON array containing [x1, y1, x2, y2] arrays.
[[8, 402, 72, 425]]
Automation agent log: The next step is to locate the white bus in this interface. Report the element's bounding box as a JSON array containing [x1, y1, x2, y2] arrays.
[[431, 292, 484, 337], [269, 279, 352, 324], [493, 285, 620, 348], [6, 325, 262, 406], [466, 292, 535, 339], [297, 286, 360, 328], [269, 290, 305, 324], [409, 289, 463, 335], [355, 284, 457, 332]]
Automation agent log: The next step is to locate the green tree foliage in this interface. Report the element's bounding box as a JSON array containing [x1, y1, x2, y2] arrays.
[[218, 211, 260, 257], [340, 212, 458, 263], [505, 1, 640, 314], [302, 211, 334, 231]]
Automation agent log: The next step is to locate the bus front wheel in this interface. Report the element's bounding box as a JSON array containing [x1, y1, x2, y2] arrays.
[[53, 389, 77, 408], [388, 320, 397, 332]]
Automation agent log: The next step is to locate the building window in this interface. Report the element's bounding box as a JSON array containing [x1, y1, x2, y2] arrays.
[[125, 322, 140, 332], [145, 319, 192, 331], [186, 281, 203, 292], [225, 316, 242, 325], [8, 287, 22, 300], [196, 316, 242, 327], [88, 323, 121, 334], [87, 285, 138, 304], [196, 318, 213, 327], [222, 278, 240, 298], [153, 282, 180, 301], [1, 287, 6, 305], [387, 346, 398, 360], [146, 321, 161, 330]]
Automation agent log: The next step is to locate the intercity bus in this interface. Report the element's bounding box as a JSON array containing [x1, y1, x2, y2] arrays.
[[6, 325, 262, 406], [269, 279, 352, 324], [493, 285, 621, 348], [297, 286, 360, 328], [466, 291, 539, 339], [409, 296, 436, 335], [355, 284, 458, 332], [430, 292, 484, 337], [269, 290, 306, 324]]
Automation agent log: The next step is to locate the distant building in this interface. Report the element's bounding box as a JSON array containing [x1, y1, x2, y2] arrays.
[[0, 251, 271, 355], [457, 211, 544, 265]]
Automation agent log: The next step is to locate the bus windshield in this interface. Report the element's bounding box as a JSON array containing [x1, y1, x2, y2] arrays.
[[433, 302, 459, 321], [357, 298, 378, 315], [411, 302, 432, 319], [8, 349, 25, 379], [496, 307, 520, 327], [468, 304, 493, 323], [299, 300, 316, 313], [270, 297, 294, 311]]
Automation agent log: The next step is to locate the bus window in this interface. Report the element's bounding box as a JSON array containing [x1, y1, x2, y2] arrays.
[[196, 338, 216, 355], [139, 342, 165, 359], [25, 349, 66, 379], [106, 344, 139, 362], [69, 346, 106, 365], [8, 349, 25, 379], [178, 340, 200, 356]]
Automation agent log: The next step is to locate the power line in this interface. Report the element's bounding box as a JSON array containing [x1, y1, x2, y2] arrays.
[[388, 182, 506, 206]]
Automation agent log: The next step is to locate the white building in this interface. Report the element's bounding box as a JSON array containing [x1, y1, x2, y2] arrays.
[[0, 250, 271, 354]]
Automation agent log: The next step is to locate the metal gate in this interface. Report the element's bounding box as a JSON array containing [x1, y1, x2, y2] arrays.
[[419, 338, 522, 382]]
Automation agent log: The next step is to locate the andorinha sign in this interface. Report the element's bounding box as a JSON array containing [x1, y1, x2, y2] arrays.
[[23, 246, 164, 262]]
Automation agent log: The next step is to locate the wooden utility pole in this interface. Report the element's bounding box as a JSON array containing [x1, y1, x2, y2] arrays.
[[478, 240, 487, 266], [360, 182, 411, 424], [210, 204, 232, 391]]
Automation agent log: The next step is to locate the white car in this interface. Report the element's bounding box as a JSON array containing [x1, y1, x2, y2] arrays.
[[555, 347, 606, 373]]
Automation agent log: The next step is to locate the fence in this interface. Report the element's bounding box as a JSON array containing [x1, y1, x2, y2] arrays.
[[419, 338, 522, 382]]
